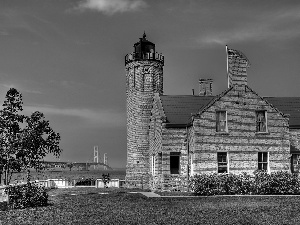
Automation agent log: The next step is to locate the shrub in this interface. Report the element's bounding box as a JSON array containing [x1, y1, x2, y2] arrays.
[[189, 171, 300, 196], [75, 178, 96, 186], [189, 173, 255, 196], [102, 173, 110, 188], [5, 182, 48, 209], [253, 170, 300, 195]]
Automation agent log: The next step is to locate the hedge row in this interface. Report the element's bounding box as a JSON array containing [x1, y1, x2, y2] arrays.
[[4, 182, 48, 209], [75, 178, 96, 186], [189, 171, 300, 196]]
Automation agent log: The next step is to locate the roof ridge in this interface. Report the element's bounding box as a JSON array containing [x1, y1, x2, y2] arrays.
[[196, 86, 234, 117], [160, 95, 216, 97], [154, 93, 166, 122], [246, 86, 288, 119]]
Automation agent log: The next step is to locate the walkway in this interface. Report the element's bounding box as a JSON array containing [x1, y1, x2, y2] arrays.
[[139, 192, 161, 197]]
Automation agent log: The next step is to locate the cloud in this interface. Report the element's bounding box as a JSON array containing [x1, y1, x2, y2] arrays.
[[74, 0, 147, 15], [0, 30, 9, 36], [193, 4, 300, 47], [0, 9, 67, 42], [24, 105, 126, 127], [0, 83, 42, 95]]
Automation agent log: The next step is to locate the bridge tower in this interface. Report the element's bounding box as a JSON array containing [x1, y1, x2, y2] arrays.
[[94, 146, 99, 169], [103, 153, 108, 170]]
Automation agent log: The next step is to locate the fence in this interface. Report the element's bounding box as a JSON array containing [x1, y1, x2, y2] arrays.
[[125, 52, 164, 65], [96, 179, 119, 188], [35, 178, 125, 188]]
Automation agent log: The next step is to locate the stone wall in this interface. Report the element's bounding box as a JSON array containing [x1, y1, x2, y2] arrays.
[[159, 127, 189, 191], [290, 129, 300, 151], [149, 95, 190, 190], [149, 94, 164, 190], [227, 49, 249, 89], [191, 85, 290, 175], [125, 60, 163, 189]]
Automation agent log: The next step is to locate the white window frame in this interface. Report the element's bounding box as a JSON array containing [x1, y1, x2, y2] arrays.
[[216, 110, 228, 133], [151, 155, 155, 175], [158, 152, 163, 174], [258, 152, 269, 173], [190, 153, 194, 177], [256, 110, 268, 133], [217, 152, 229, 173], [291, 154, 300, 173]]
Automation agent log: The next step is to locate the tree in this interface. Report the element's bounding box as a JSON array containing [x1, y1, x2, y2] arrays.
[[0, 88, 24, 185], [0, 88, 62, 185], [17, 111, 62, 182], [66, 162, 74, 171], [102, 173, 110, 188]]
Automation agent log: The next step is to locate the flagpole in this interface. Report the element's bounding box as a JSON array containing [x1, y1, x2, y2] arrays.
[[226, 45, 229, 88]]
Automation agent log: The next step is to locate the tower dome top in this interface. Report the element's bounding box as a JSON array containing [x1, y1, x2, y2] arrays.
[[125, 32, 164, 65], [133, 32, 155, 54]]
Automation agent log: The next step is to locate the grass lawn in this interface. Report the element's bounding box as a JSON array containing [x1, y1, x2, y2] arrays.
[[154, 191, 194, 196], [0, 188, 299, 225]]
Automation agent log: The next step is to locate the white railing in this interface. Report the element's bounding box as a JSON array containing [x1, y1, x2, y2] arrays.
[[96, 179, 120, 188]]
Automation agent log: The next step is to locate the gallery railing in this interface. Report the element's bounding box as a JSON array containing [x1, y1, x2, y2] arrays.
[[125, 52, 164, 65]]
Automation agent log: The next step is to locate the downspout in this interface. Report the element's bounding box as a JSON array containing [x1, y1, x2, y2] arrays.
[[186, 125, 190, 193], [186, 126, 189, 180], [226, 45, 229, 88]]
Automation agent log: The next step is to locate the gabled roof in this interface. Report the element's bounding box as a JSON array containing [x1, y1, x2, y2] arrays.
[[264, 97, 300, 129], [197, 86, 234, 117], [159, 93, 300, 129], [159, 95, 214, 127]]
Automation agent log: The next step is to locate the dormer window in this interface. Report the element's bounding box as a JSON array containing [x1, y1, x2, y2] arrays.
[[256, 111, 267, 132], [216, 111, 227, 132]]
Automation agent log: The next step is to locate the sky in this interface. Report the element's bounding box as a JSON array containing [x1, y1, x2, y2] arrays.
[[0, 0, 300, 169]]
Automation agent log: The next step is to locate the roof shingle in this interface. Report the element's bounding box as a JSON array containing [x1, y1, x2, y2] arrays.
[[159, 95, 300, 128], [160, 95, 214, 125], [264, 97, 300, 128]]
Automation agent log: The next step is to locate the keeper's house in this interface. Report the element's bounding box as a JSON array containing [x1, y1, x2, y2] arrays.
[[125, 33, 300, 190]]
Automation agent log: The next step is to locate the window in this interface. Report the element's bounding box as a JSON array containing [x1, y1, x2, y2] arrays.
[[151, 155, 155, 175], [258, 152, 268, 171], [217, 152, 228, 173], [133, 66, 136, 87], [190, 153, 194, 177], [216, 111, 227, 132], [158, 152, 162, 174], [291, 154, 300, 173], [170, 152, 180, 174], [256, 111, 267, 132]]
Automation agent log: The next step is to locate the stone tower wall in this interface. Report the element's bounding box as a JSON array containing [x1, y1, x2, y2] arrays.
[[125, 60, 163, 188]]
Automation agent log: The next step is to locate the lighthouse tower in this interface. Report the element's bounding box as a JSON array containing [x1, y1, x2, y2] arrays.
[[125, 33, 164, 188]]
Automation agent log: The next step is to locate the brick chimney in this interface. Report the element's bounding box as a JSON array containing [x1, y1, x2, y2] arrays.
[[199, 79, 213, 96], [227, 46, 250, 89]]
